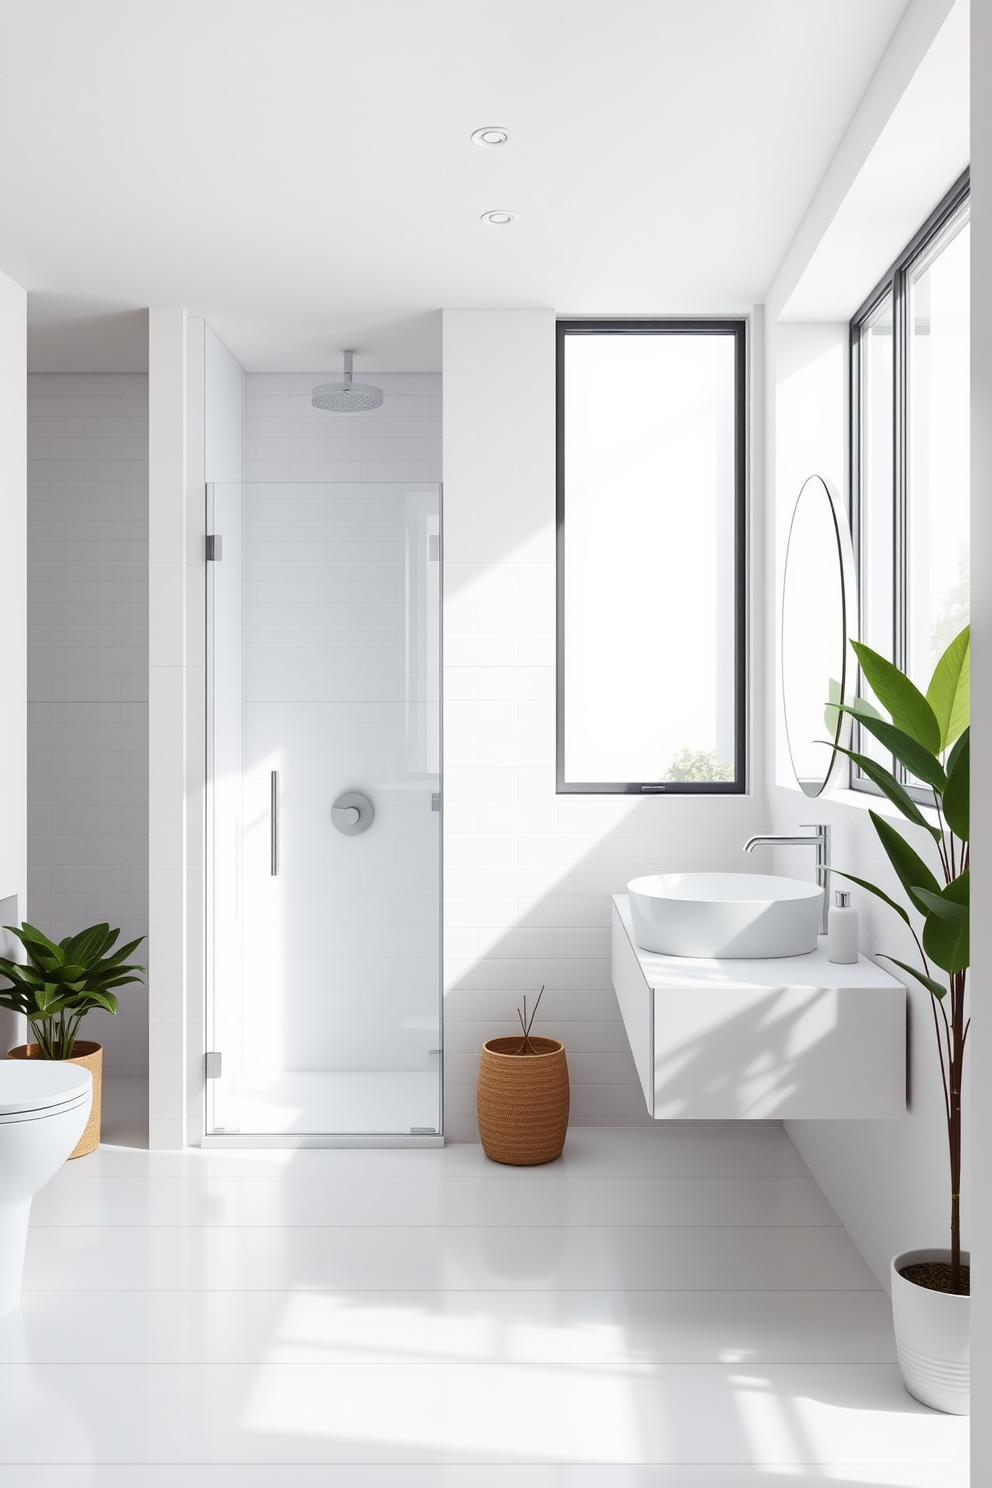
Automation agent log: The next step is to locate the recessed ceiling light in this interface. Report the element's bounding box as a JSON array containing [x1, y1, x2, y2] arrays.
[[481, 210, 516, 225], [472, 127, 511, 147]]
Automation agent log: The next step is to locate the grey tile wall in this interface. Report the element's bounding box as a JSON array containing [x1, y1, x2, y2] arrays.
[[27, 373, 149, 1071]]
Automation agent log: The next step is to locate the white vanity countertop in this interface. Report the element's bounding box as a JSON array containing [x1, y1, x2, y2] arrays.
[[612, 894, 905, 993]]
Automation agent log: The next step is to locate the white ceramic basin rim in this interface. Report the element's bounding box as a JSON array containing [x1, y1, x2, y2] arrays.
[[627, 871, 822, 959]]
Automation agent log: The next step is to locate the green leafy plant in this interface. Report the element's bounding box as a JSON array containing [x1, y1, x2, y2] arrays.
[[0, 922, 145, 1060], [824, 625, 969, 1292]]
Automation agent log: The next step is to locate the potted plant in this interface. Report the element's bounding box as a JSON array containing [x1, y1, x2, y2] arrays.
[[827, 625, 969, 1414], [476, 986, 570, 1165], [0, 922, 145, 1158]]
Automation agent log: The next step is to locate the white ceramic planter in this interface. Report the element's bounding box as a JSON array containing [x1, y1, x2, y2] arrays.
[[891, 1247, 970, 1414]]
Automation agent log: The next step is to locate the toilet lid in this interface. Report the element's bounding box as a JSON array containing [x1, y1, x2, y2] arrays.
[[0, 1061, 92, 1114]]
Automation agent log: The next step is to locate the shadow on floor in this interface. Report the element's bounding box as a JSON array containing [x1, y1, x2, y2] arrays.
[[99, 1068, 148, 1149]]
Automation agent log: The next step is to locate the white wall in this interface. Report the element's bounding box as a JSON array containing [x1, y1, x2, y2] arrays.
[[26, 371, 149, 1071], [0, 268, 26, 1056], [148, 309, 206, 1148], [761, 0, 971, 1289], [441, 310, 766, 1142], [969, 0, 991, 1469], [766, 321, 964, 1288]]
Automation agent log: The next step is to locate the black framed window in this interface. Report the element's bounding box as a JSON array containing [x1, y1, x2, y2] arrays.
[[851, 174, 970, 797], [556, 319, 746, 794]]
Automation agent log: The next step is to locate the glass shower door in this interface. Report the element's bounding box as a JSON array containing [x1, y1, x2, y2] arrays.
[[205, 482, 442, 1140]]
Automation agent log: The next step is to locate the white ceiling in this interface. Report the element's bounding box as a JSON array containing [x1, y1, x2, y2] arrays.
[[0, 0, 909, 371]]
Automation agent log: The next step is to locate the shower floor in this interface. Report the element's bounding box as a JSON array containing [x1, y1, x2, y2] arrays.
[[215, 1071, 441, 1138]]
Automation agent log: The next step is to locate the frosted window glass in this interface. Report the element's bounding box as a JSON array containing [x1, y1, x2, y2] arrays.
[[851, 180, 969, 803], [560, 327, 742, 789], [857, 294, 895, 773], [908, 221, 970, 683]]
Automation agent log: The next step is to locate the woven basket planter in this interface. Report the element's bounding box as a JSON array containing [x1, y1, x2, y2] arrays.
[[477, 1036, 569, 1165], [8, 1041, 103, 1158]]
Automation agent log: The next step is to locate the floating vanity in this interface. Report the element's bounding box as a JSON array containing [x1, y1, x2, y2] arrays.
[[612, 894, 905, 1120]]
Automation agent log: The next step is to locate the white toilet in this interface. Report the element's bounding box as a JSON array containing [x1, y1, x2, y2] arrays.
[[0, 1062, 92, 1316]]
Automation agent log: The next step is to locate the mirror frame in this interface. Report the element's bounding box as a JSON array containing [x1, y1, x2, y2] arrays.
[[781, 474, 859, 798]]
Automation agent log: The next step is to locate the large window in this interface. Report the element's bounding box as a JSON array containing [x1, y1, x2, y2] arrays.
[[852, 175, 970, 794], [557, 320, 746, 794]]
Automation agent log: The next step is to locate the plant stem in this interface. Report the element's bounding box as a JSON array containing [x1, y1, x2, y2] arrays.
[[948, 967, 966, 1290]]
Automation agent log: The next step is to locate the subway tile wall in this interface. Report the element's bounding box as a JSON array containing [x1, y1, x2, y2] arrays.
[[26, 373, 149, 1071], [245, 372, 441, 486]]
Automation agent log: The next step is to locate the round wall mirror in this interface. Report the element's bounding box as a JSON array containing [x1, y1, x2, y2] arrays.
[[781, 475, 858, 798]]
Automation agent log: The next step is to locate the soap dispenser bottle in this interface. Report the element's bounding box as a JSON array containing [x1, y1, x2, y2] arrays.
[[827, 889, 859, 964]]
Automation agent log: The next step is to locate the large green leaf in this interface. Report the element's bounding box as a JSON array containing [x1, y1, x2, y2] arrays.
[[851, 640, 941, 753], [917, 874, 969, 975], [826, 743, 942, 842], [836, 707, 947, 792], [830, 869, 911, 926], [942, 728, 969, 841], [869, 810, 941, 915], [86, 991, 119, 1013], [878, 954, 948, 1001], [100, 937, 145, 970], [63, 923, 114, 967], [926, 625, 970, 749], [7, 922, 60, 957]]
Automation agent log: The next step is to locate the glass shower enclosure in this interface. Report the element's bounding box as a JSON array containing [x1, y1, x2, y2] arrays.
[[205, 481, 442, 1141]]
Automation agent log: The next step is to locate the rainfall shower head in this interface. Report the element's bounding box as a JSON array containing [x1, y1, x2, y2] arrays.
[[311, 351, 383, 413]]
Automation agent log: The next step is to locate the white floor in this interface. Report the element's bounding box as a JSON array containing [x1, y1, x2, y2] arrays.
[[0, 1089, 968, 1486]]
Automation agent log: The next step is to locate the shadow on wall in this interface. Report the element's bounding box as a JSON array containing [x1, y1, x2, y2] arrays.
[[26, 294, 149, 373], [442, 796, 772, 1138]]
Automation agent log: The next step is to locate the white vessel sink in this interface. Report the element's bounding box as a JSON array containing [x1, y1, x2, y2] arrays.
[[627, 871, 822, 958]]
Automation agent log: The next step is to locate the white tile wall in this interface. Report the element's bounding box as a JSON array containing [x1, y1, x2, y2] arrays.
[[238, 374, 441, 1079], [27, 372, 149, 1072], [245, 372, 441, 487], [441, 311, 768, 1142]]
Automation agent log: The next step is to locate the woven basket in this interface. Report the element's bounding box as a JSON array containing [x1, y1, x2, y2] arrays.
[[477, 1036, 569, 1166], [8, 1041, 103, 1158]]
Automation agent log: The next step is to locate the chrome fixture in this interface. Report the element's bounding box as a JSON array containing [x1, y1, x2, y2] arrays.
[[311, 352, 383, 413], [331, 791, 374, 836], [742, 824, 831, 936], [471, 126, 511, 147], [270, 770, 279, 875], [481, 210, 516, 225]]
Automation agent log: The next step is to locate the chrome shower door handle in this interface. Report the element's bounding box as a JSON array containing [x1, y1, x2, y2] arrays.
[[270, 770, 279, 875]]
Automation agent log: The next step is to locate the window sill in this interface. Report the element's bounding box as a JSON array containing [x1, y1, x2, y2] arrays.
[[826, 785, 941, 830]]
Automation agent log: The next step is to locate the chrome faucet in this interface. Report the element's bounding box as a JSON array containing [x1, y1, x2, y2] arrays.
[[742, 824, 831, 936]]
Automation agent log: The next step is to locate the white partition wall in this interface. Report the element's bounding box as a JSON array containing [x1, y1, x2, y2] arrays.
[[148, 309, 207, 1148], [0, 269, 26, 1057]]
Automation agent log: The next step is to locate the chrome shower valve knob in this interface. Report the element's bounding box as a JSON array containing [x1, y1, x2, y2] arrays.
[[331, 791, 374, 835]]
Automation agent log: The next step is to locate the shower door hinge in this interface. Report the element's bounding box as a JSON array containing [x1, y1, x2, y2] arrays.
[[206, 534, 223, 561], [431, 792, 441, 812], [205, 1051, 222, 1079], [429, 533, 440, 562]]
